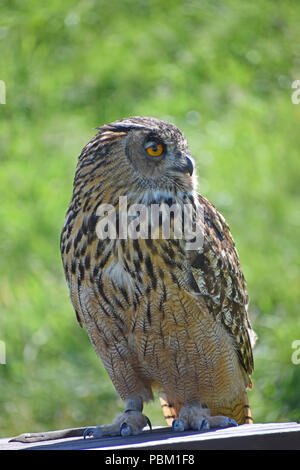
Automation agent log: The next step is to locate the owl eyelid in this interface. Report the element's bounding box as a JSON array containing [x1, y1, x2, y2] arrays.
[[144, 140, 163, 150]]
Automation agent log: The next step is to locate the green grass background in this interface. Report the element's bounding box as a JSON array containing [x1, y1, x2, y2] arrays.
[[0, 0, 300, 437]]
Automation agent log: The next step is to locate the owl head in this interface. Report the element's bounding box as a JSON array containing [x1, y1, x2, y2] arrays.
[[77, 116, 197, 204]]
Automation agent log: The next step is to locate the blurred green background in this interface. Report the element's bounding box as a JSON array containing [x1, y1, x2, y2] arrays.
[[0, 0, 300, 438]]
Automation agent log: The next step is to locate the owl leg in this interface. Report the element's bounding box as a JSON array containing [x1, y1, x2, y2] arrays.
[[172, 400, 238, 432], [83, 396, 151, 439]]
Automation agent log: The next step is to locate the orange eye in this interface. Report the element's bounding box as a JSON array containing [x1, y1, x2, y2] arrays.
[[145, 142, 164, 157]]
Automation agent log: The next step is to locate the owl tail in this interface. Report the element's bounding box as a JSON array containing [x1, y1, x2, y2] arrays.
[[158, 390, 253, 426], [212, 390, 253, 425]]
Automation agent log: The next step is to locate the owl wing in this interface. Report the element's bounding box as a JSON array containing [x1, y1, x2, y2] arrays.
[[186, 193, 255, 378]]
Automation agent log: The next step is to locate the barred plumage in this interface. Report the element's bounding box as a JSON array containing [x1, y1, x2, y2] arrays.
[[61, 116, 256, 437]]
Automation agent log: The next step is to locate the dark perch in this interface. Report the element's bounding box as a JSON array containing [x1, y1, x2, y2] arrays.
[[1, 422, 300, 450]]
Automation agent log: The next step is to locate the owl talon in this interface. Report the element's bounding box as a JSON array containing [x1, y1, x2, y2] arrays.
[[145, 416, 152, 432], [223, 418, 238, 427], [120, 422, 132, 437], [172, 419, 185, 432], [83, 427, 98, 439], [197, 418, 209, 431]]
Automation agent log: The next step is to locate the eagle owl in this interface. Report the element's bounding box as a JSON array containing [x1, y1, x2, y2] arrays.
[[60, 116, 256, 438]]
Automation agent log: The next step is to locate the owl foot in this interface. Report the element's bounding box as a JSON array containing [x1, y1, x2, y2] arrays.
[[83, 410, 151, 439], [171, 401, 238, 432]]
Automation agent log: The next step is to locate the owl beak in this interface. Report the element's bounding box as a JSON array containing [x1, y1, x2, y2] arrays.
[[171, 155, 194, 176], [183, 155, 194, 176]]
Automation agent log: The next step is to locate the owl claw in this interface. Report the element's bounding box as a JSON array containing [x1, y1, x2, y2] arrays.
[[83, 427, 99, 439], [120, 415, 151, 436], [146, 416, 152, 432], [223, 418, 238, 427], [120, 422, 132, 437], [172, 419, 185, 432], [197, 418, 209, 431]]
